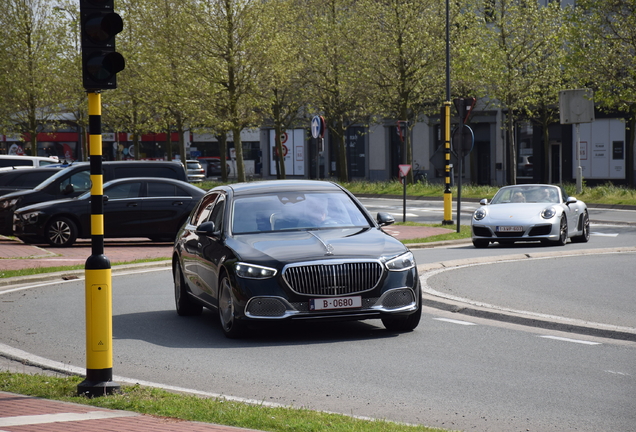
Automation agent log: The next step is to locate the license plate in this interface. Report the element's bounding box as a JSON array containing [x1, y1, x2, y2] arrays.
[[309, 296, 362, 311], [496, 226, 523, 232]]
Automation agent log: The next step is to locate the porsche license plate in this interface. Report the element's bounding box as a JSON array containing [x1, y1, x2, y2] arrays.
[[496, 226, 523, 232], [310, 296, 362, 311]]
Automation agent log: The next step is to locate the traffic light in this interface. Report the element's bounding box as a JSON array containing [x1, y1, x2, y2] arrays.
[[453, 97, 477, 125], [80, 0, 125, 91]]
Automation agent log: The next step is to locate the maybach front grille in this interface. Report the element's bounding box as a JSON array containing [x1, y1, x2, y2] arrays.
[[283, 261, 383, 296]]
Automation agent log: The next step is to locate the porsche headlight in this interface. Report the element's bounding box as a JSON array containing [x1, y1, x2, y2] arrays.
[[473, 208, 487, 221], [385, 251, 415, 271], [541, 207, 557, 219], [235, 262, 277, 279]]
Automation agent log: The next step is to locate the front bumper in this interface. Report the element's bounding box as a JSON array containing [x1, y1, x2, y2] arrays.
[[472, 223, 559, 242]]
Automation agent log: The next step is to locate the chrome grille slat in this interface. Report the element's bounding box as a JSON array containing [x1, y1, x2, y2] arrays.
[[283, 261, 383, 296]]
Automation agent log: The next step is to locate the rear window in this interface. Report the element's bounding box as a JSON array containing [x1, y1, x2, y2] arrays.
[[0, 159, 33, 168]]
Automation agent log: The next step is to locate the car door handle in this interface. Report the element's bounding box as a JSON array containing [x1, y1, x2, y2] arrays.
[[127, 203, 138, 207], [172, 201, 184, 206]]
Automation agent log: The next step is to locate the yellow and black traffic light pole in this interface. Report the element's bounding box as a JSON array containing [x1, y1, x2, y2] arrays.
[[77, 0, 124, 397], [442, 0, 454, 225], [77, 92, 119, 397]]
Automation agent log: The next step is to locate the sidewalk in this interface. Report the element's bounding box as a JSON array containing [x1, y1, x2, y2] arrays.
[[0, 391, 263, 432]]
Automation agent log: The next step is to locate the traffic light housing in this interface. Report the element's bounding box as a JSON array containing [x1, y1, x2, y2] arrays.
[[453, 97, 477, 125], [80, 0, 125, 91]]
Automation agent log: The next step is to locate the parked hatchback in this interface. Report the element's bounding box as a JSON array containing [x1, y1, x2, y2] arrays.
[[14, 177, 204, 246], [0, 160, 187, 235], [185, 160, 205, 182]]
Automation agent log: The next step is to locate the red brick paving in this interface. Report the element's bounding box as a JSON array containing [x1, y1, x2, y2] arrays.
[[0, 391, 263, 432]]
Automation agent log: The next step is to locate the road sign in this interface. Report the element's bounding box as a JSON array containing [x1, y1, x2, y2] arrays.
[[311, 116, 324, 139], [399, 164, 411, 177], [452, 124, 474, 155]]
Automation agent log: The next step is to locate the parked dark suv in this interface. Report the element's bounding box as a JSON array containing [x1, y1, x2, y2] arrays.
[[0, 160, 187, 235]]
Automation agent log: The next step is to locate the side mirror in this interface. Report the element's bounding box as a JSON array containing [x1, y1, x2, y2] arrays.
[[566, 196, 577, 205], [377, 212, 395, 227], [103, 195, 109, 203], [62, 184, 74, 195], [195, 220, 217, 236], [480, 198, 488, 205]]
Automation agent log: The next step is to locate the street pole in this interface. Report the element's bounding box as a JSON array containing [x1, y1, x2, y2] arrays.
[[77, 92, 119, 397], [442, 0, 454, 225]]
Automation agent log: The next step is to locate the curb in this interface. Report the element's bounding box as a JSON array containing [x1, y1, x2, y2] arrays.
[[417, 247, 636, 342], [0, 260, 171, 289]]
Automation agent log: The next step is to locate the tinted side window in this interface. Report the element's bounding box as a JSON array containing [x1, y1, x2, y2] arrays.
[[106, 182, 142, 199], [0, 159, 32, 168], [60, 171, 91, 194], [147, 182, 177, 197], [111, 166, 183, 180]]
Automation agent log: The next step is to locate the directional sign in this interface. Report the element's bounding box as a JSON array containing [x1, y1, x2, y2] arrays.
[[311, 116, 323, 139]]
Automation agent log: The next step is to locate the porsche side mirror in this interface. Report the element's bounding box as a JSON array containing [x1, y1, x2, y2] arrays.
[[377, 212, 395, 227], [480, 198, 488, 205]]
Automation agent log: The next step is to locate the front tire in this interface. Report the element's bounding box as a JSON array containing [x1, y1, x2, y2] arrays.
[[174, 261, 202, 316], [472, 239, 489, 248], [218, 274, 246, 338], [552, 217, 567, 246], [381, 301, 422, 332], [46, 216, 78, 247], [571, 211, 590, 243]]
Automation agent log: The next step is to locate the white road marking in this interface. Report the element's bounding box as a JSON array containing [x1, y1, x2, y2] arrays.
[[590, 232, 619, 237], [0, 411, 138, 427], [538, 335, 601, 345], [433, 317, 476, 326]]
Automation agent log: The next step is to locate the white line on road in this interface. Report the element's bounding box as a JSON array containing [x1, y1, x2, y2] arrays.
[[590, 232, 619, 237], [538, 335, 601, 345], [433, 317, 477, 326], [0, 411, 138, 427]]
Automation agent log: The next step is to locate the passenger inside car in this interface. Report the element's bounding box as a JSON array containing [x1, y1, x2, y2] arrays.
[[511, 191, 526, 203]]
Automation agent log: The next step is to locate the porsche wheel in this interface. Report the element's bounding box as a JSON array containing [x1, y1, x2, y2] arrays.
[[218, 274, 246, 338], [174, 261, 202, 316], [571, 211, 590, 243], [46, 216, 78, 247], [552, 217, 567, 246], [472, 239, 489, 248]]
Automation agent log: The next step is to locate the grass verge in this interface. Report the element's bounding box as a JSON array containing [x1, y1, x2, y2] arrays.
[[0, 372, 452, 432], [0, 257, 169, 279]]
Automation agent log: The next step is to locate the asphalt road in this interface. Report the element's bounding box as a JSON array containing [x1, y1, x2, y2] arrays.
[[1, 197, 635, 431]]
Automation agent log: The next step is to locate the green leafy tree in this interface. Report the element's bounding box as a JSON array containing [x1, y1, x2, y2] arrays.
[[358, 0, 446, 183], [477, 0, 565, 184], [300, 0, 374, 183], [0, 0, 68, 155], [187, 0, 269, 183], [568, 0, 636, 187]]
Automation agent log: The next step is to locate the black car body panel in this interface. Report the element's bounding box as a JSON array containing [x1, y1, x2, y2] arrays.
[[0, 160, 187, 235], [172, 180, 421, 338], [0, 167, 63, 196], [13, 177, 204, 246]]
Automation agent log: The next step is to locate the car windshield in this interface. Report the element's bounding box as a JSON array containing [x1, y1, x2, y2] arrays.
[[231, 191, 372, 234], [491, 186, 560, 204]]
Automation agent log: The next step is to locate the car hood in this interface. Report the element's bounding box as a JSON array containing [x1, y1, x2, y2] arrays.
[[480, 203, 556, 223], [226, 227, 408, 264], [14, 197, 82, 214]]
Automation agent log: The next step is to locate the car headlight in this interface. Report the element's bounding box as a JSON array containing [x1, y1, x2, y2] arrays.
[[235, 262, 277, 279], [1, 198, 20, 209], [473, 208, 487, 221], [541, 207, 556, 219], [385, 251, 415, 271], [17, 211, 41, 224]]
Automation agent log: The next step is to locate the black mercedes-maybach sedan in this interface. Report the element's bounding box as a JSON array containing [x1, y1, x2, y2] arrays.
[[172, 180, 421, 338]]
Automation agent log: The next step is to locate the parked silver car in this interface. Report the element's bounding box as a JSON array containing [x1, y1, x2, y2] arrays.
[[471, 184, 590, 248]]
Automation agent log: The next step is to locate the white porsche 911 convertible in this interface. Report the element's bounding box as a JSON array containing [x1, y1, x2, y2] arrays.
[[471, 184, 590, 248]]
